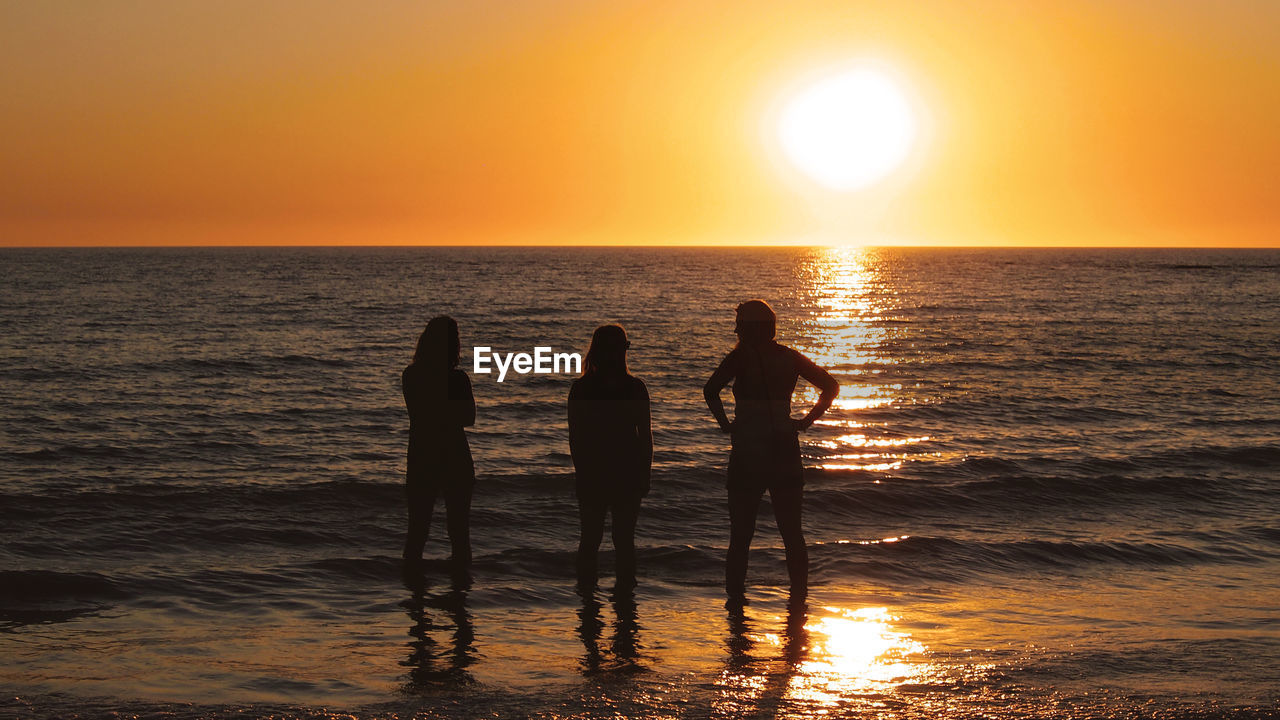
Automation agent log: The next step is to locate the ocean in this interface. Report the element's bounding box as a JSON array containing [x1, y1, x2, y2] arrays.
[[1, 246, 1278, 719]]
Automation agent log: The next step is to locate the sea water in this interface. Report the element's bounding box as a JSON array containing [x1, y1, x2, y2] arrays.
[[1, 247, 1278, 718]]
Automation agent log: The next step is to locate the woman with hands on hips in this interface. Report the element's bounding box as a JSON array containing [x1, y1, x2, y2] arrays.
[[704, 300, 839, 608]]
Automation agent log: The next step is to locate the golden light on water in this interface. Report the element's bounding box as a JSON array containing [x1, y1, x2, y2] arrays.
[[798, 247, 939, 471], [798, 246, 888, 368], [834, 434, 930, 447], [717, 605, 934, 715], [820, 461, 903, 472], [790, 607, 929, 700], [816, 434, 931, 471], [816, 535, 911, 546]]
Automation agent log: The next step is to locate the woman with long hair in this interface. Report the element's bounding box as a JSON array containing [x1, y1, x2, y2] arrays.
[[568, 324, 653, 590], [402, 316, 476, 568], [704, 300, 839, 606]]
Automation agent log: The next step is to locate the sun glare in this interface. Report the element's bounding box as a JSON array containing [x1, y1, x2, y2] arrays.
[[782, 607, 930, 704], [777, 67, 917, 191]]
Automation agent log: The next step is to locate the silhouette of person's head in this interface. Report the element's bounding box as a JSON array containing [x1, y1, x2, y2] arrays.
[[734, 300, 776, 347], [583, 324, 629, 377], [413, 316, 461, 370]]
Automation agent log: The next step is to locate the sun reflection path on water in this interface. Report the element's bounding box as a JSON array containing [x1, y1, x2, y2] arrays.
[[790, 607, 929, 701], [716, 605, 936, 718], [798, 246, 890, 370], [797, 247, 932, 471]]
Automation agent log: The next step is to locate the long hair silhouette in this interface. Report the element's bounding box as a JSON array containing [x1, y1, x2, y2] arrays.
[[568, 323, 652, 591], [413, 316, 461, 370], [582, 324, 629, 377], [402, 315, 475, 568]]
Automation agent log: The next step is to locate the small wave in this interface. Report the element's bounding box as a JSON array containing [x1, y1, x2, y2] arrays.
[[807, 465, 1243, 521], [956, 472, 1224, 503], [481, 472, 576, 493], [303, 555, 403, 581], [0, 480, 404, 524], [506, 305, 572, 317], [1243, 525, 1280, 546], [955, 455, 1024, 475], [0, 570, 131, 602], [303, 545, 724, 588], [0, 606, 103, 627], [899, 445, 1278, 485], [0, 365, 68, 382], [0, 472, 578, 512], [0, 570, 131, 629], [1156, 444, 1280, 468], [810, 534, 1262, 583], [274, 354, 353, 368], [3, 444, 143, 461], [346, 450, 398, 462], [1161, 263, 1280, 270], [134, 354, 355, 374], [179, 357, 258, 372], [186, 439, 262, 450]]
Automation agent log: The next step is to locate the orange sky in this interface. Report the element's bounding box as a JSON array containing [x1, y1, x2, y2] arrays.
[[1, 1, 1277, 246]]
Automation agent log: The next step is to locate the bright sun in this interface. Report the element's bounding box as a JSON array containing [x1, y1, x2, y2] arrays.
[[778, 67, 917, 191]]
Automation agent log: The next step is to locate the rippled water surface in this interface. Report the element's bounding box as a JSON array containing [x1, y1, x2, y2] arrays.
[[1, 247, 1278, 718]]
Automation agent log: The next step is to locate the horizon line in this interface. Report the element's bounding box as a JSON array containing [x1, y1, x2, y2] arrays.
[[3, 243, 1278, 250]]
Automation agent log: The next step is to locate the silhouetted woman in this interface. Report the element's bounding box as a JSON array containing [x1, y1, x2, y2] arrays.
[[568, 325, 653, 590], [704, 300, 839, 606], [402, 316, 476, 567]]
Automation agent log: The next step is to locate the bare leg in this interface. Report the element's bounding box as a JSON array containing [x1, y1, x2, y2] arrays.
[[770, 484, 808, 595], [726, 485, 763, 602], [444, 482, 473, 567], [576, 494, 608, 588], [611, 495, 642, 589], [404, 484, 437, 563]]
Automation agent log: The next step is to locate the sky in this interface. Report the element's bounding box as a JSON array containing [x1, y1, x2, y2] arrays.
[[1, 0, 1277, 247]]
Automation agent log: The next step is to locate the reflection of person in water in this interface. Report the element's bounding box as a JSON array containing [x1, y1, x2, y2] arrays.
[[725, 596, 808, 668], [720, 597, 809, 714], [704, 300, 839, 606], [400, 568, 476, 689], [568, 325, 653, 590], [402, 316, 476, 567], [577, 587, 642, 675]]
